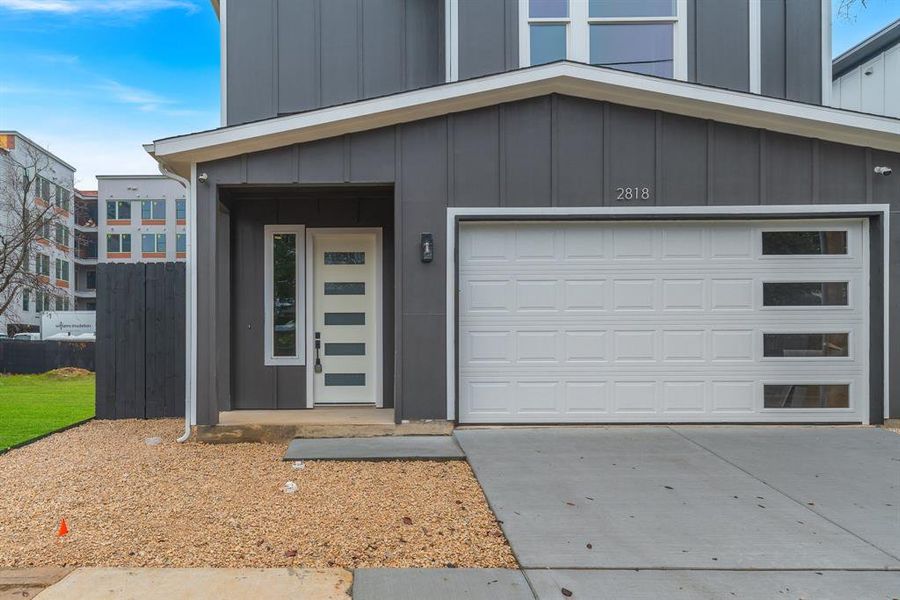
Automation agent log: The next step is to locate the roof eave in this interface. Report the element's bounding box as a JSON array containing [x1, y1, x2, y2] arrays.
[[148, 63, 900, 180]]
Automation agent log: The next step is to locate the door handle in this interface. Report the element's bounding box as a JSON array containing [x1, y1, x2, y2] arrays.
[[314, 332, 323, 373]]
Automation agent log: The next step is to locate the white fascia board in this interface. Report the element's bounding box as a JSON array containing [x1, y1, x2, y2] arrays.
[[148, 62, 900, 176]]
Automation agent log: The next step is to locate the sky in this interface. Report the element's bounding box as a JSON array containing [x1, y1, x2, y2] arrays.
[[0, 0, 898, 190]]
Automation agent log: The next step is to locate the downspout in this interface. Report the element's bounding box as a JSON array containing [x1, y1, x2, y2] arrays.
[[157, 162, 193, 443]]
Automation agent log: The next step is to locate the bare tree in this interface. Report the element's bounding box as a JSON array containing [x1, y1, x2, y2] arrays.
[[837, 0, 869, 22], [0, 143, 66, 328]]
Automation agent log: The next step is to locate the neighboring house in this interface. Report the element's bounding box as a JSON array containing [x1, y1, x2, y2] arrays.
[[74, 189, 98, 311], [145, 0, 899, 430], [0, 131, 76, 336], [832, 19, 900, 118], [97, 175, 188, 264]]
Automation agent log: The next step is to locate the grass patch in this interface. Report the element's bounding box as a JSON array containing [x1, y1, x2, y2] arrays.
[[0, 371, 95, 452]]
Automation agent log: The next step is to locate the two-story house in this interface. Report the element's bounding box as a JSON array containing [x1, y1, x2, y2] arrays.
[[145, 0, 900, 434]]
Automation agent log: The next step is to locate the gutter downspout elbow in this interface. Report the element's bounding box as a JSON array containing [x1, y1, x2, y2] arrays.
[[157, 162, 192, 443]]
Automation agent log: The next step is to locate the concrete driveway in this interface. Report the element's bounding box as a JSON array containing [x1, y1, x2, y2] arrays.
[[455, 426, 900, 599]]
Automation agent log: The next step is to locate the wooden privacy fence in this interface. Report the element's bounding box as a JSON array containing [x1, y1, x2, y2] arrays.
[[0, 339, 94, 374], [95, 262, 186, 419]]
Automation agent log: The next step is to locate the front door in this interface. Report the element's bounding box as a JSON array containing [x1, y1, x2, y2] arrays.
[[311, 231, 379, 405]]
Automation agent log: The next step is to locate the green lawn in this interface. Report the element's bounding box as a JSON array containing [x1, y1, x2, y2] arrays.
[[0, 371, 95, 452]]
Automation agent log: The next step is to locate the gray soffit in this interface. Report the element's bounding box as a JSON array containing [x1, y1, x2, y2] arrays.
[[146, 62, 900, 178], [833, 18, 900, 78]]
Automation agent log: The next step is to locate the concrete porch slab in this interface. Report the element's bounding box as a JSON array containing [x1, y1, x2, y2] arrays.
[[352, 569, 532, 600], [34, 568, 351, 600], [195, 408, 453, 443], [525, 569, 900, 600], [284, 435, 465, 461]]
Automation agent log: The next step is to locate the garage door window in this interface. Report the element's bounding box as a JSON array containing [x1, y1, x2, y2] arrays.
[[763, 333, 849, 358], [763, 282, 848, 306], [764, 384, 850, 409], [762, 231, 848, 255]]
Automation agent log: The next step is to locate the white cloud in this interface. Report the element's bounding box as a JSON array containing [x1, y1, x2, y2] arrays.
[[0, 0, 198, 14]]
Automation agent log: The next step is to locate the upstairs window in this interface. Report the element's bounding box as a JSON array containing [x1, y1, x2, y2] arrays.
[[141, 199, 166, 221], [521, 0, 684, 78], [107, 200, 131, 221], [176, 199, 186, 221]]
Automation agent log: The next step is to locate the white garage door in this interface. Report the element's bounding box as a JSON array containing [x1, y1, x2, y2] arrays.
[[457, 219, 869, 424]]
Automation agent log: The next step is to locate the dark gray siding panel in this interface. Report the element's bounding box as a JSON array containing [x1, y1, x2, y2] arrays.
[[555, 96, 604, 207], [785, 0, 822, 104], [871, 150, 900, 211], [765, 132, 813, 205], [363, 0, 405, 99], [227, 0, 442, 125], [277, 0, 319, 114], [503, 97, 552, 207], [710, 123, 759, 205], [817, 142, 867, 205], [226, 0, 275, 124], [320, 0, 361, 107], [350, 129, 396, 182], [760, 0, 786, 98], [401, 313, 446, 420], [230, 199, 277, 410], [659, 114, 708, 206], [693, 0, 749, 91], [399, 119, 448, 205], [299, 138, 345, 182], [761, 0, 822, 103], [452, 108, 501, 207], [605, 104, 657, 207], [247, 147, 296, 184], [458, 0, 515, 79], [405, 0, 444, 89]]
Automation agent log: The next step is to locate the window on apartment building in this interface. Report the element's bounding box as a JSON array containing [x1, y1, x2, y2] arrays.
[[55, 296, 64, 311], [36, 176, 51, 201], [86, 270, 96, 290], [54, 223, 70, 247], [22, 290, 29, 312], [107, 233, 132, 254], [54, 185, 70, 211], [39, 219, 51, 240], [106, 200, 131, 221], [35, 290, 51, 312], [523, 0, 680, 77], [55, 258, 70, 282], [141, 200, 166, 221], [176, 199, 186, 221], [141, 233, 166, 253], [176, 233, 186, 253], [36, 253, 50, 276]]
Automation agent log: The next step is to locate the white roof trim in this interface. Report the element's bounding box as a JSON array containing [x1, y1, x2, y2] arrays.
[[147, 62, 900, 177]]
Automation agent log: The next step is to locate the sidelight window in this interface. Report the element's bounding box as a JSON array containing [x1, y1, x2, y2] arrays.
[[264, 225, 305, 365]]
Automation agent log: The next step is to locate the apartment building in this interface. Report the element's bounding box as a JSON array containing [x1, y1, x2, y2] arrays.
[[832, 18, 900, 118], [74, 189, 98, 310], [97, 175, 187, 264], [145, 0, 900, 429], [0, 131, 76, 336]]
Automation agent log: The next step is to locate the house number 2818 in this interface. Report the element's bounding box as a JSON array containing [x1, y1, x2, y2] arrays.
[[616, 186, 650, 201]]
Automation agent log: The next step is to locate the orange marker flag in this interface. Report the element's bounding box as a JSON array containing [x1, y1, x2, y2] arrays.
[[57, 519, 69, 537]]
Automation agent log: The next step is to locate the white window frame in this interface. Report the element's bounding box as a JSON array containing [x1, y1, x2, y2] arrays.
[[519, 0, 688, 80], [264, 224, 306, 366]]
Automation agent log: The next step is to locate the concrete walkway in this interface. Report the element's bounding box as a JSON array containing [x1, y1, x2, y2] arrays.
[[33, 568, 351, 599], [283, 435, 465, 461], [456, 426, 900, 599]]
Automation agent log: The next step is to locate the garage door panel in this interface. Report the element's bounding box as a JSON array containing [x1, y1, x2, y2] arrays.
[[458, 219, 868, 424]]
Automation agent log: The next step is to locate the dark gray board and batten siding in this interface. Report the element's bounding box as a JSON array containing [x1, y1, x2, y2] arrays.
[[225, 0, 823, 126], [225, 0, 444, 125], [193, 94, 900, 426]]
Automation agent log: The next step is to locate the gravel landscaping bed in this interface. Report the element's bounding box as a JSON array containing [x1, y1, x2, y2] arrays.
[[0, 420, 516, 570]]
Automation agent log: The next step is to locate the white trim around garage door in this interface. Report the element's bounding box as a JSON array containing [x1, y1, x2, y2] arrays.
[[445, 204, 891, 423]]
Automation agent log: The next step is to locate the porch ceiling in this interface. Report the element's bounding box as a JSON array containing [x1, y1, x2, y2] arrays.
[[146, 62, 900, 179]]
